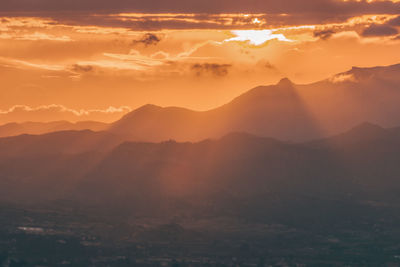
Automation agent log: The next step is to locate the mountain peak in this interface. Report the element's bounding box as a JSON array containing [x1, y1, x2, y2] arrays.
[[136, 104, 162, 112], [340, 122, 387, 142], [277, 77, 294, 87], [113, 104, 162, 124]]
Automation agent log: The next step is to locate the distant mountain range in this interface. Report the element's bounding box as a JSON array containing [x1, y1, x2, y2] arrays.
[[108, 63, 400, 142], [1, 122, 400, 224], [2, 63, 400, 142], [0, 121, 107, 138], [1, 63, 400, 223]]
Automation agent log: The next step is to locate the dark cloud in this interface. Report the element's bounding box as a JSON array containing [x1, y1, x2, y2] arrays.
[[255, 60, 277, 71], [387, 15, 400, 26], [71, 64, 94, 73], [1, 0, 400, 29], [0, 0, 399, 14], [313, 29, 336, 40], [133, 33, 161, 46], [362, 23, 399, 37], [264, 62, 276, 69], [191, 63, 232, 77]]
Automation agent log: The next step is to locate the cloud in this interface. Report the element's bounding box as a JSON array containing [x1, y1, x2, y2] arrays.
[[392, 34, 400, 40], [255, 60, 278, 71], [1, 0, 399, 15], [133, 33, 161, 46], [313, 29, 336, 40], [263, 62, 276, 70], [225, 30, 293, 45], [387, 15, 400, 26], [2, 1, 400, 29], [17, 32, 71, 41], [71, 64, 94, 73], [0, 31, 72, 42], [191, 63, 232, 77], [361, 23, 399, 36], [0, 105, 132, 123], [329, 73, 356, 83], [0, 57, 65, 71]]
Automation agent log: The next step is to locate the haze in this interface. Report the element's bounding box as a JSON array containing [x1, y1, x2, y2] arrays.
[[2, 1, 400, 266], [1, 0, 400, 123]]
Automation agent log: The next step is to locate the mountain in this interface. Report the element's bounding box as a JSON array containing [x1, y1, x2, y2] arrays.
[[308, 122, 389, 147], [1, 122, 400, 223], [77, 123, 400, 223], [0, 130, 122, 157], [0, 130, 125, 202], [108, 104, 202, 141], [109, 63, 400, 142], [2, 64, 400, 142], [0, 120, 108, 138]]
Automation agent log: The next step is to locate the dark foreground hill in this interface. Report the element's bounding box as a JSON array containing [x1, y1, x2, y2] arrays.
[[0, 123, 400, 224], [1, 124, 400, 265]]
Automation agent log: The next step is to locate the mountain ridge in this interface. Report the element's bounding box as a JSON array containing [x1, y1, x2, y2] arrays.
[[1, 63, 400, 141], [0, 120, 108, 138], [107, 62, 400, 142], [2, 121, 400, 209]]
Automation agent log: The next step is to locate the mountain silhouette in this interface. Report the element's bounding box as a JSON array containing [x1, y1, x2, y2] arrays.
[[1, 63, 400, 214], [0, 130, 121, 157], [108, 75, 320, 142], [108, 63, 400, 142], [1, 63, 400, 142], [0, 120, 108, 138], [1, 122, 400, 220]]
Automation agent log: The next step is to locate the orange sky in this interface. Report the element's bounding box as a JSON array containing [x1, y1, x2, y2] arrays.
[[0, 0, 400, 123]]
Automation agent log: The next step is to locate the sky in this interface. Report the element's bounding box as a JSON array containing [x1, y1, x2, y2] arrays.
[[0, 0, 400, 123]]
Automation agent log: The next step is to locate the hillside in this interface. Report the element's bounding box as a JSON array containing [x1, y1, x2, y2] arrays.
[[109, 63, 400, 142]]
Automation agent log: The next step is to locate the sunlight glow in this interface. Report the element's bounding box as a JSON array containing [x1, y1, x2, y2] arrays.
[[225, 30, 293, 46]]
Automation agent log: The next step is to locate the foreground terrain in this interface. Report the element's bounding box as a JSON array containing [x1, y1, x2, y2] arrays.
[[1, 201, 400, 267], [1, 123, 400, 266]]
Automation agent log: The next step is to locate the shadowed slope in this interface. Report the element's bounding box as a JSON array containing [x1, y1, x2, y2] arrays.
[[108, 63, 400, 142], [71, 122, 400, 218], [0, 130, 121, 157], [0, 123, 400, 222], [0, 130, 124, 202], [0, 120, 108, 138], [209, 77, 322, 140], [2, 64, 400, 142], [109, 104, 203, 142], [109, 77, 323, 142]]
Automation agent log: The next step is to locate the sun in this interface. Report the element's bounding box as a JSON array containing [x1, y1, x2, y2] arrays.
[[224, 30, 293, 46]]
